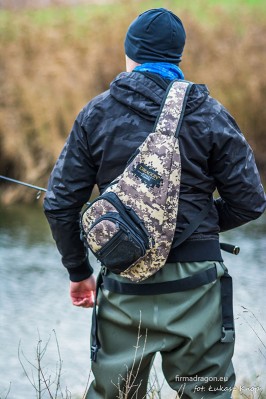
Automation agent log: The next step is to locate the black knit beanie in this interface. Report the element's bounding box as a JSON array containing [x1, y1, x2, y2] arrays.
[[124, 8, 186, 65]]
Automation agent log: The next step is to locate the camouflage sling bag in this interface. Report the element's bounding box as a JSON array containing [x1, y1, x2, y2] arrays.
[[80, 80, 193, 282]]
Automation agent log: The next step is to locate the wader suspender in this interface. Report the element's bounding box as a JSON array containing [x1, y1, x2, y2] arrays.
[[91, 272, 103, 362], [220, 272, 235, 343]]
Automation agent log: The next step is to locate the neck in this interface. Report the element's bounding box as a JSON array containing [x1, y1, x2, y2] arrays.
[[125, 55, 140, 72]]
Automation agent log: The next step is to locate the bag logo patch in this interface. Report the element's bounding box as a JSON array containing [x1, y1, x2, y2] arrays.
[[132, 163, 162, 188]]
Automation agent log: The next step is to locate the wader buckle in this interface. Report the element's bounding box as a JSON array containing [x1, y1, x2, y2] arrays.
[[91, 344, 100, 362], [221, 327, 235, 343]]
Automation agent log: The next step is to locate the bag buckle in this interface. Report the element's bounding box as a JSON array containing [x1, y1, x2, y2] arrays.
[[221, 327, 235, 343]]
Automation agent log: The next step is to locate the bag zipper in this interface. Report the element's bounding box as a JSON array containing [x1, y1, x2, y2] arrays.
[[100, 192, 151, 247], [83, 192, 151, 249]]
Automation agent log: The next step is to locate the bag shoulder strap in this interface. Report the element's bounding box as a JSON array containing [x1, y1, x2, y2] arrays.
[[154, 79, 209, 249], [124, 80, 193, 169], [171, 200, 213, 249], [154, 79, 193, 138]]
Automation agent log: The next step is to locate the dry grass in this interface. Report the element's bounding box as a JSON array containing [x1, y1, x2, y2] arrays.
[[0, 1, 265, 203]]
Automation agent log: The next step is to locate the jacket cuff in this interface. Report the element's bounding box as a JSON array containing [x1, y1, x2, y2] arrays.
[[67, 257, 94, 282]]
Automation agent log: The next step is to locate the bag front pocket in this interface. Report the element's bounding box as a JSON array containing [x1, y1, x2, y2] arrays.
[[80, 194, 150, 274], [95, 224, 146, 273]]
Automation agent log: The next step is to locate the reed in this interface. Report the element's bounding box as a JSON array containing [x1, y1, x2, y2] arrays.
[[0, 1, 265, 203], [2, 323, 265, 399]]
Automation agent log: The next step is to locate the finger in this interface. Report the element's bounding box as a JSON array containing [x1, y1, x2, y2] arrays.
[[90, 291, 95, 302], [72, 297, 94, 308]]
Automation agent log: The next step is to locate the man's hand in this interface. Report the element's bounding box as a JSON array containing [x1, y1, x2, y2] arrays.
[[70, 275, 96, 308]]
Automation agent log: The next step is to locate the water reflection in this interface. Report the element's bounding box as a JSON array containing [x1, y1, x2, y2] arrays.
[[0, 204, 265, 398]]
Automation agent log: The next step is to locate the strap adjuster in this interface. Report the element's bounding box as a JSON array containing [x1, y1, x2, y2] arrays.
[[221, 327, 235, 343], [91, 344, 100, 362]]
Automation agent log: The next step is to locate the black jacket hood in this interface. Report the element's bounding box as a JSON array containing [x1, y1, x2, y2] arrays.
[[110, 71, 209, 121]]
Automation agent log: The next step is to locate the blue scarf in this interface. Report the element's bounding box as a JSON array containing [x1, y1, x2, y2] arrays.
[[134, 62, 184, 81]]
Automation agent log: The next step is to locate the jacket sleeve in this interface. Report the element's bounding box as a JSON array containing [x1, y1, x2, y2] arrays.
[[43, 109, 97, 281], [210, 107, 266, 232]]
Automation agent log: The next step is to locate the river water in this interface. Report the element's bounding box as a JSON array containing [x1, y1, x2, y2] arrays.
[[0, 202, 265, 398]]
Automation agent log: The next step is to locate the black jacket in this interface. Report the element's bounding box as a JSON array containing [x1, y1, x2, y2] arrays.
[[44, 71, 266, 282]]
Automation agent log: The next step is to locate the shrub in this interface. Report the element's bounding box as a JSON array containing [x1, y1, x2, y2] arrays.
[[0, 1, 265, 202]]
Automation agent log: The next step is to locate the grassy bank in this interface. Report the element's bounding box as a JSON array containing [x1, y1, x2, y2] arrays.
[[0, 0, 266, 203]]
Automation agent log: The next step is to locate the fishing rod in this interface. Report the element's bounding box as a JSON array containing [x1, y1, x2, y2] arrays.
[[0, 174, 240, 255], [0, 175, 46, 192]]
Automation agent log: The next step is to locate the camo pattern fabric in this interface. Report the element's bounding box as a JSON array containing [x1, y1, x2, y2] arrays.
[[156, 81, 189, 137], [103, 80, 191, 282], [82, 200, 119, 252]]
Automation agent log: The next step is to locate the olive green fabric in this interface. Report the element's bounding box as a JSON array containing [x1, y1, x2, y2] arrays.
[[86, 261, 235, 399]]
